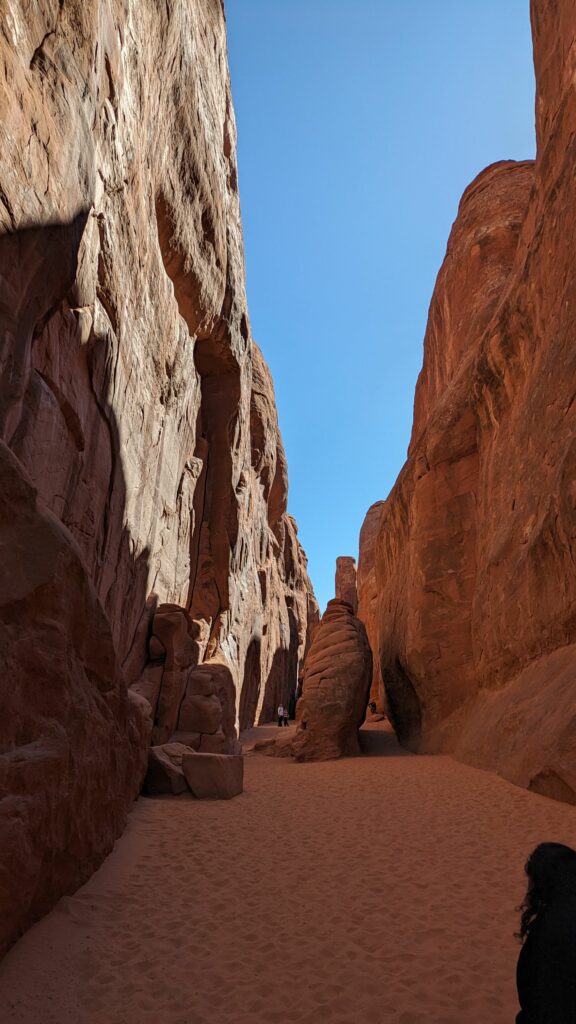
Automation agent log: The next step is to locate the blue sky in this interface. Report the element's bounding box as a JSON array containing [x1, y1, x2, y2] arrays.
[[226, 0, 536, 613]]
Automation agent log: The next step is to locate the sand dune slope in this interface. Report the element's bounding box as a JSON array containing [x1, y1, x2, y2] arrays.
[[1, 723, 576, 1024]]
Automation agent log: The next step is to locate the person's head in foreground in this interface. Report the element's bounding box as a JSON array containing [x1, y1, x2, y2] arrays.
[[519, 842, 576, 940], [516, 842, 576, 1023]]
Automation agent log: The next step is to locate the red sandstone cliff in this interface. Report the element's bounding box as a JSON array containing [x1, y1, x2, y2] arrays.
[[357, 501, 386, 712], [359, 0, 576, 801], [0, 0, 316, 954]]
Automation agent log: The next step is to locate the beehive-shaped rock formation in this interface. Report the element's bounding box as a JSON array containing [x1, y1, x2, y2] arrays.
[[268, 599, 372, 762]]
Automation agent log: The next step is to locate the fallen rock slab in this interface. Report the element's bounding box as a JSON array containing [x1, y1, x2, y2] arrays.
[[144, 743, 193, 796], [182, 753, 243, 800]]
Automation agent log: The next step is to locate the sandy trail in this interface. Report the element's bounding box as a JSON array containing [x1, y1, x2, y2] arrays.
[[2, 722, 576, 1024]]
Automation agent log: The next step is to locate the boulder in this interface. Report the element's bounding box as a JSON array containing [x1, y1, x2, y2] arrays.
[[131, 663, 165, 718], [198, 730, 241, 755], [171, 730, 202, 751], [144, 743, 192, 796], [182, 753, 244, 800], [178, 694, 222, 735]]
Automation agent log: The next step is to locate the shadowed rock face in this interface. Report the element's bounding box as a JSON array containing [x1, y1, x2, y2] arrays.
[[290, 600, 372, 762], [0, 443, 151, 956], [357, 502, 386, 712], [0, 0, 316, 953], [359, 0, 576, 798]]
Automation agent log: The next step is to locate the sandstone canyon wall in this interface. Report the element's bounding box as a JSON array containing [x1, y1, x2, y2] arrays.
[[359, 0, 576, 800], [357, 501, 386, 711], [0, 0, 316, 954]]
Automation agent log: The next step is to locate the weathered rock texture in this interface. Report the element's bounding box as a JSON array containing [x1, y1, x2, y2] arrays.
[[182, 751, 243, 800], [359, 0, 576, 799], [271, 599, 372, 762], [145, 742, 243, 800], [335, 556, 358, 614], [145, 742, 191, 797], [0, 0, 316, 953], [357, 502, 386, 711], [0, 443, 150, 957]]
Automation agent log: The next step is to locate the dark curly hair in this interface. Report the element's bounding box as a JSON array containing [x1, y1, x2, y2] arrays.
[[517, 842, 576, 942]]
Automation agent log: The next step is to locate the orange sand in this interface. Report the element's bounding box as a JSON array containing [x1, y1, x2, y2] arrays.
[[2, 722, 576, 1024]]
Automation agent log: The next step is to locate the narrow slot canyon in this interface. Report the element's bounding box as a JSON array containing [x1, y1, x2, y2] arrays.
[[2, 1, 576, 1023]]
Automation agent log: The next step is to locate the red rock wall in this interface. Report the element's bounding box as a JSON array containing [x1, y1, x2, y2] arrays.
[[335, 556, 358, 613], [359, 0, 576, 798], [357, 501, 386, 711], [0, 0, 316, 953], [0, 443, 151, 956]]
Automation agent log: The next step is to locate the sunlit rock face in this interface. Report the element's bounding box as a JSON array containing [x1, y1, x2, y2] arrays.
[[292, 599, 372, 761], [357, 501, 386, 713], [260, 598, 372, 763], [0, 0, 316, 954], [360, 0, 576, 799], [335, 556, 358, 613]]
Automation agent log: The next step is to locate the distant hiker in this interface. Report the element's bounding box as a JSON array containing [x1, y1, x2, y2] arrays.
[[277, 704, 284, 727], [283, 706, 290, 727], [516, 842, 576, 1023]]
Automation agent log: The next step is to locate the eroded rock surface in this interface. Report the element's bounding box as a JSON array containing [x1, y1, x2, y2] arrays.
[[335, 556, 358, 614], [360, 0, 576, 798], [182, 751, 244, 800], [357, 502, 386, 712], [0, 443, 150, 956], [0, 0, 316, 952], [269, 599, 372, 762], [145, 743, 190, 797]]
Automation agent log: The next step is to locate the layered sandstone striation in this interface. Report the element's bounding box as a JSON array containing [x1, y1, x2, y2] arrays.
[[359, 0, 576, 798], [335, 556, 358, 613], [357, 501, 386, 711], [265, 598, 372, 761], [0, 443, 150, 957], [292, 599, 371, 761], [0, 0, 316, 953]]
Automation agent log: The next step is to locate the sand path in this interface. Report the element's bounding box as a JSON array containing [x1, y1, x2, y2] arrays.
[[2, 722, 576, 1024]]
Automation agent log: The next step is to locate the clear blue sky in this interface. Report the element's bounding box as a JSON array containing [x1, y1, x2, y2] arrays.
[[226, 0, 535, 613]]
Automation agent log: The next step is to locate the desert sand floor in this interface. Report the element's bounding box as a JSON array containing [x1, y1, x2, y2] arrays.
[[2, 722, 576, 1024]]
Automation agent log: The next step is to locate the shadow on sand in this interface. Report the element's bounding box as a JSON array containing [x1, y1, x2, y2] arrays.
[[358, 722, 412, 758]]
